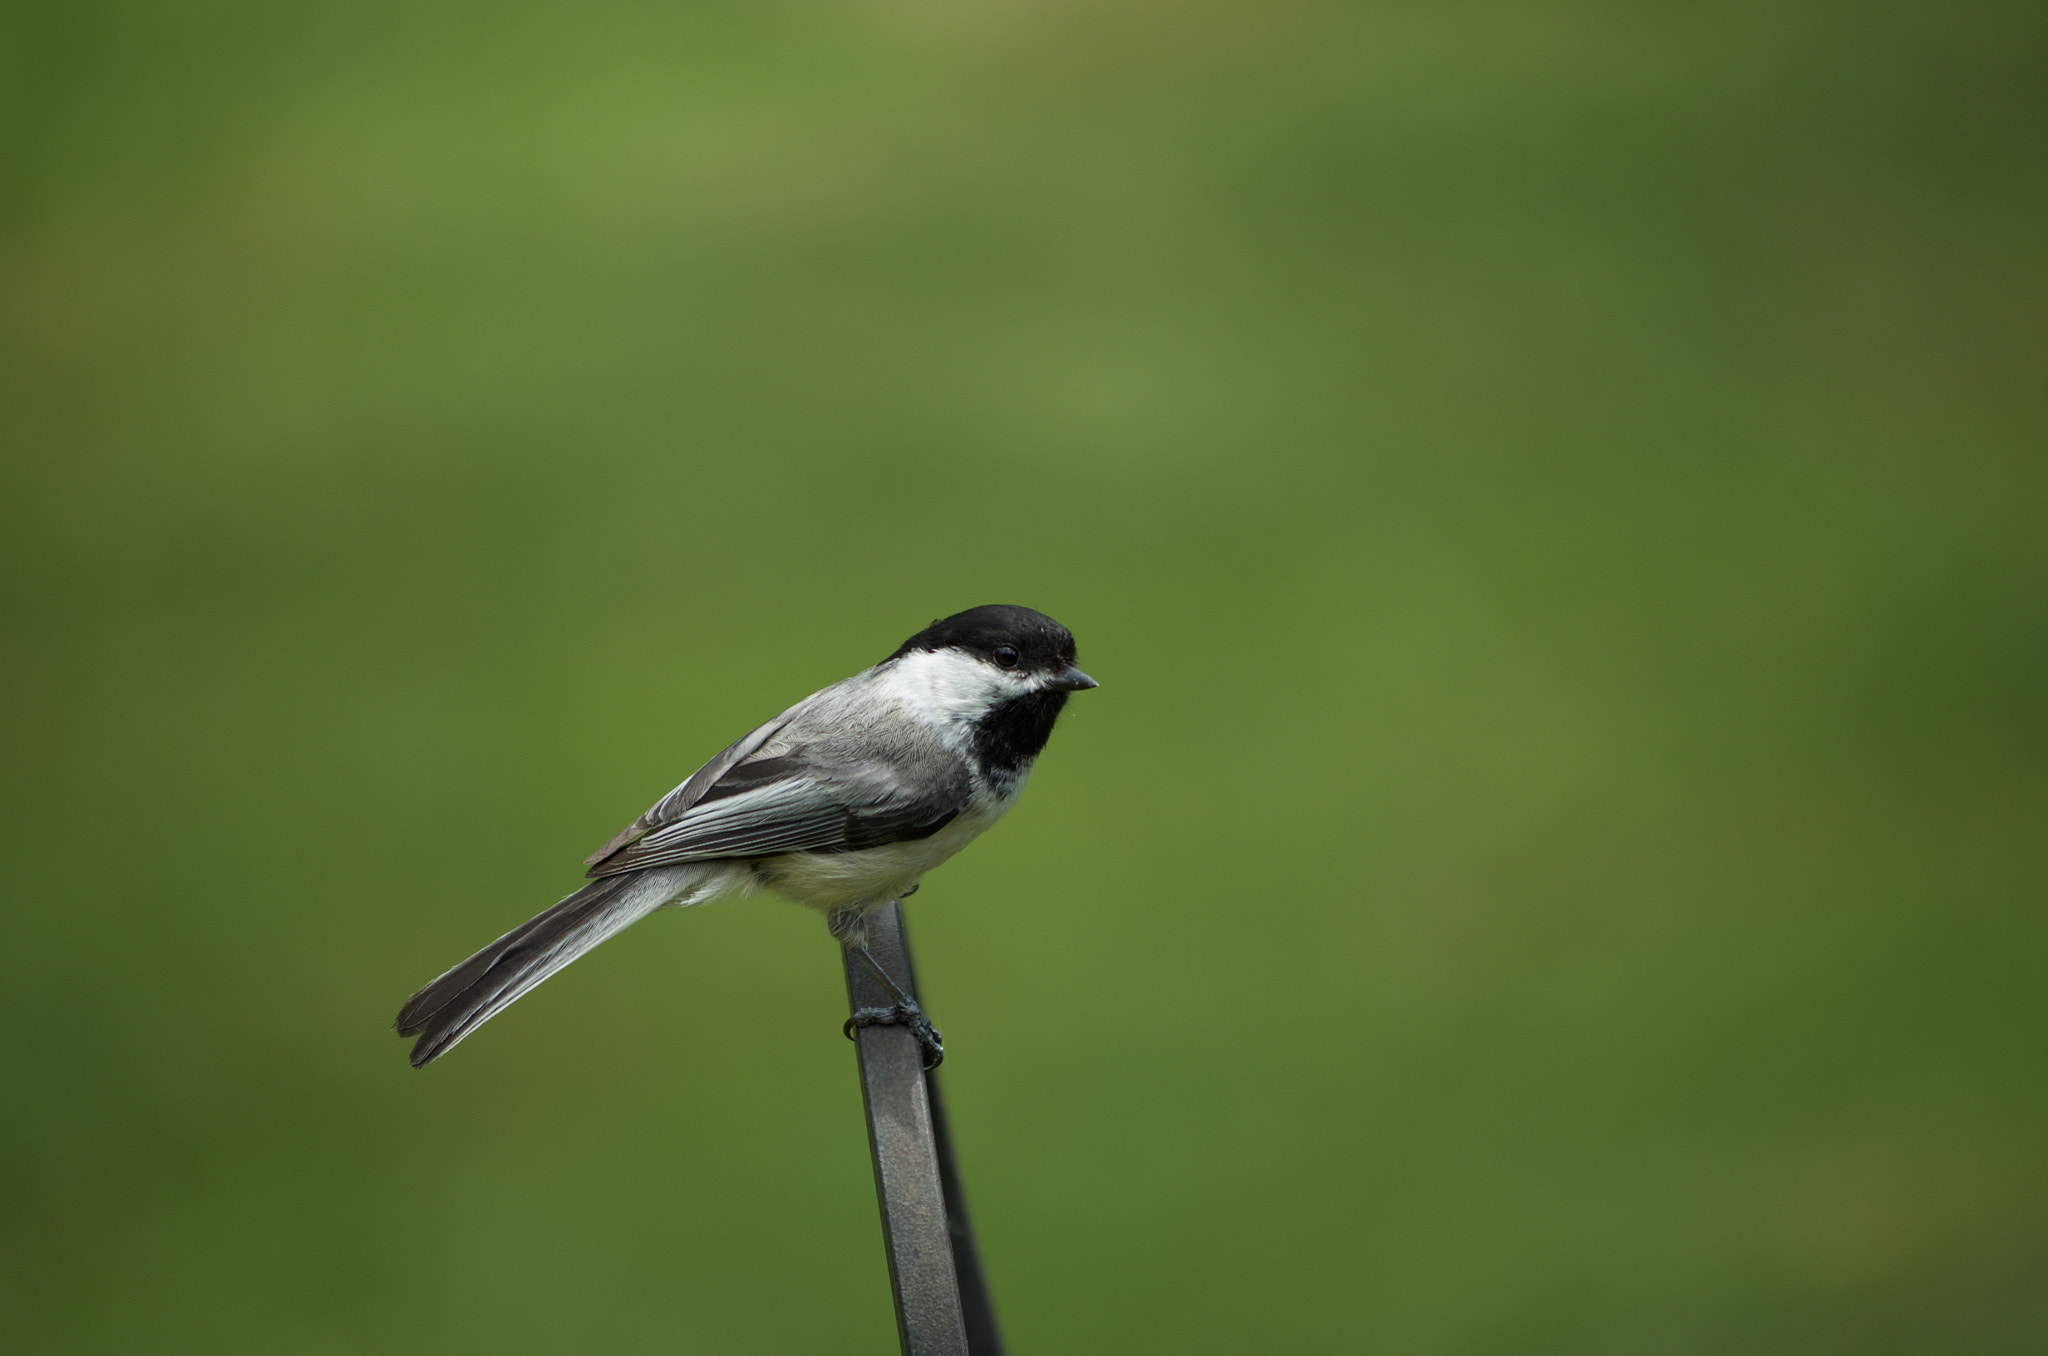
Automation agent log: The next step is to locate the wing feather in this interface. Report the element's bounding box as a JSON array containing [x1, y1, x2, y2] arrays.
[[583, 672, 978, 880], [588, 763, 964, 876], [582, 697, 812, 870], [585, 740, 970, 879]]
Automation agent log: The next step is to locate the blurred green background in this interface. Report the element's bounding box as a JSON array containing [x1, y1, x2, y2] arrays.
[[5, 1, 2045, 1351]]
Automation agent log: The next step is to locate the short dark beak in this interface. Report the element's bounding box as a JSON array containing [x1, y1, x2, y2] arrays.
[[1048, 666, 1099, 691]]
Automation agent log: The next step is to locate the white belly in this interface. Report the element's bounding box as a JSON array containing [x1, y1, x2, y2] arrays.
[[755, 800, 1010, 916]]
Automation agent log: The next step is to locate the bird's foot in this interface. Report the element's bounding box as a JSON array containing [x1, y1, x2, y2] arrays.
[[843, 999, 944, 1070]]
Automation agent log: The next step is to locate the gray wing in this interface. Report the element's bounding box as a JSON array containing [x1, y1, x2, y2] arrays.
[[581, 699, 809, 869], [583, 712, 968, 878]]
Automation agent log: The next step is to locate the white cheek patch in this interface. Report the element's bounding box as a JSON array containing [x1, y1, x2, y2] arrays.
[[884, 648, 1031, 723]]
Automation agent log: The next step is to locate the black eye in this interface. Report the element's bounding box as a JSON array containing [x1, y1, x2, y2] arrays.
[[992, 645, 1020, 669]]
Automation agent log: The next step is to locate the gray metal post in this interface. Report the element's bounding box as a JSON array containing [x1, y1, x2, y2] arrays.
[[843, 902, 970, 1356], [895, 921, 1006, 1356]]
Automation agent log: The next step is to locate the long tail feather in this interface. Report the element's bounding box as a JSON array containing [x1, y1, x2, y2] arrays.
[[396, 865, 709, 1066]]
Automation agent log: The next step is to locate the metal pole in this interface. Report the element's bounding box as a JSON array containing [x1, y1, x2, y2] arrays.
[[895, 918, 1006, 1356], [843, 902, 970, 1356]]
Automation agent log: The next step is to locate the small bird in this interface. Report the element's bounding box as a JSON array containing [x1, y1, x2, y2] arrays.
[[395, 604, 1096, 1067]]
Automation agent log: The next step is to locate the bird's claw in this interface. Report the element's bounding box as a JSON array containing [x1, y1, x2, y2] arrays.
[[843, 1000, 945, 1069]]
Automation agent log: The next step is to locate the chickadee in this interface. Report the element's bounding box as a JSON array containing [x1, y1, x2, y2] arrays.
[[395, 604, 1096, 1067]]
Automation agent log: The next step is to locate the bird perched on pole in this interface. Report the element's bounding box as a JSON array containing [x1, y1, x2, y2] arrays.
[[395, 604, 1097, 1068]]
